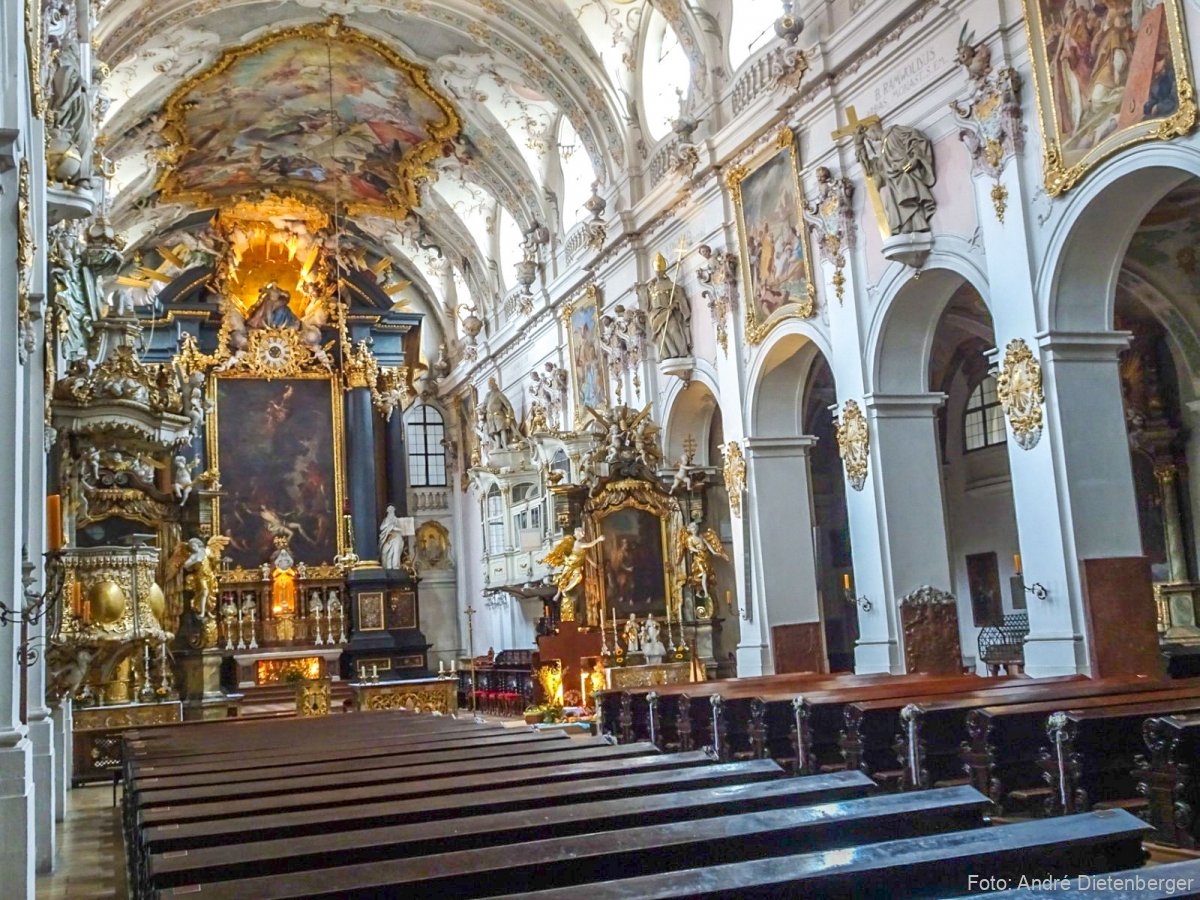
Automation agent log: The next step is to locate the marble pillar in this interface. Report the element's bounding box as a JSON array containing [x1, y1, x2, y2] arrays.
[[742, 437, 825, 674], [384, 410, 410, 516], [861, 393, 954, 674], [345, 387, 380, 563]]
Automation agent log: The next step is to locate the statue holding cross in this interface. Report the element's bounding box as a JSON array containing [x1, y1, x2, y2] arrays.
[[832, 106, 937, 238]]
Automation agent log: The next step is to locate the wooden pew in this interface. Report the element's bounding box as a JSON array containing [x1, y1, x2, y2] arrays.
[[127, 728, 568, 793], [134, 751, 741, 859], [145, 769, 874, 895], [492, 810, 1151, 900], [843, 676, 1170, 788], [131, 737, 633, 813], [1134, 713, 1200, 849], [959, 858, 1200, 899], [962, 683, 1200, 814], [154, 786, 989, 899], [1041, 698, 1200, 816]]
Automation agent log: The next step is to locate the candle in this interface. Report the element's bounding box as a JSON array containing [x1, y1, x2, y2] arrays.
[[1013, 553, 1022, 575], [439, 660, 446, 675], [46, 495, 63, 551], [842, 572, 851, 590], [580, 672, 587, 707]]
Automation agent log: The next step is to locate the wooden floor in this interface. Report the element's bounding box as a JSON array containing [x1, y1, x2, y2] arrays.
[[37, 784, 126, 899]]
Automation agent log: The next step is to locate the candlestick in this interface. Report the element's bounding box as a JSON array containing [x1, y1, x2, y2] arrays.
[[439, 660, 446, 675]]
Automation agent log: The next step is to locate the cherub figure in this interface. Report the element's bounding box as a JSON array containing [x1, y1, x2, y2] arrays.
[[676, 520, 730, 600], [540, 526, 605, 622]]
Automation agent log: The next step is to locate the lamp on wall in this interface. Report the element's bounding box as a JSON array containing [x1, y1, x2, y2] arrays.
[[1012, 553, 1048, 602], [841, 572, 872, 613]]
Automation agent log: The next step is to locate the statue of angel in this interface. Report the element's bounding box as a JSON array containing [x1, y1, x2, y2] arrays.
[[172, 455, 199, 505], [167, 535, 231, 619], [676, 521, 729, 600], [539, 527, 605, 622]]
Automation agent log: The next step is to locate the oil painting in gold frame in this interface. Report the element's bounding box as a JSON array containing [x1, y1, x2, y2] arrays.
[[206, 374, 347, 568], [727, 126, 817, 346], [1022, 0, 1196, 196], [563, 283, 609, 427]]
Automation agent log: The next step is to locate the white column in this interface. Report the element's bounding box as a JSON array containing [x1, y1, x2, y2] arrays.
[[24, 312, 54, 873], [51, 702, 70, 823], [741, 437, 823, 673], [861, 393, 953, 673], [1014, 331, 1141, 676]]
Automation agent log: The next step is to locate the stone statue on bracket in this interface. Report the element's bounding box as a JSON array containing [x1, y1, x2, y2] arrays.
[[853, 120, 937, 237], [379, 504, 407, 570], [47, 38, 94, 187], [482, 376, 519, 450], [640, 252, 693, 380]]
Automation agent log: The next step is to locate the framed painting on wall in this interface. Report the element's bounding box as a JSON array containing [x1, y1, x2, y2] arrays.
[[1023, 0, 1196, 196], [727, 125, 817, 345], [966, 551, 1004, 627], [563, 283, 609, 426], [208, 375, 346, 568]]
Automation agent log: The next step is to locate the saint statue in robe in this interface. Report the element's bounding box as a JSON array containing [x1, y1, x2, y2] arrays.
[[270, 546, 297, 616], [853, 120, 937, 235]]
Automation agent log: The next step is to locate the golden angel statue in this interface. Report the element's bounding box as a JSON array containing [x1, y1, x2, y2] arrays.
[[676, 521, 729, 600], [168, 535, 231, 619], [540, 526, 605, 622]]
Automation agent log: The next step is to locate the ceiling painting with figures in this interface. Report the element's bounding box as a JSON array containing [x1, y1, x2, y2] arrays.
[[156, 20, 461, 215], [211, 377, 344, 569]]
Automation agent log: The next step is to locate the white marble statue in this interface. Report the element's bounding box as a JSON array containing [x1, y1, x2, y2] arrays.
[[379, 504, 406, 570], [642, 615, 667, 664]]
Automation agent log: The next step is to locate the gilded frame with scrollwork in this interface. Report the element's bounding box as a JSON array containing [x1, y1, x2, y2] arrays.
[[153, 16, 462, 218], [726, 126, 817, 345], [562, 283, 610, 428], [1022, 0, 1196, 196], [583, 478, 684, 626], [205, 372, 348, 563]]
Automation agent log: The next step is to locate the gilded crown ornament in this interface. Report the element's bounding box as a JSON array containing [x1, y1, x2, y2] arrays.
[[995, 338, 1045, 451], [835, 400, 870, 491]]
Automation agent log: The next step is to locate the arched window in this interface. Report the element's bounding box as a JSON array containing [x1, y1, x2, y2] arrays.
[[550, 449, 570, 481], [406, 405, 447, 487], [497, 206, 524, 292], [641, 9, 691, 142], [511, 482, 544, 544], [557, 116, 595, 229], [485, 486, 506, 553], [963, 375, 1006, 452], [728, 5, 779, 71]]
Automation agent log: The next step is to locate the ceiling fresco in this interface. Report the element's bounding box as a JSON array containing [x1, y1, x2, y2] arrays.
[[156, 21, 460, 216]]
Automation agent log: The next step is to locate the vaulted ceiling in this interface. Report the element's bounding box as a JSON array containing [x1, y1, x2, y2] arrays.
[[92, 0, 758, 344]]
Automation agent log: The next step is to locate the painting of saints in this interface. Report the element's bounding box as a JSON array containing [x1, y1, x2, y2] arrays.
[[598, 508, 670, 619], [567, 297, 608, 418], [1026, 0, 1192, 193], [731, 130, 815, 342], [159, 27, 457, 211], [214, 378, 341, 567]]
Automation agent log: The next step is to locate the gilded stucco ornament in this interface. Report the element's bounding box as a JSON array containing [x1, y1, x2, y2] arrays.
[[949, 28, 1023, 223], [696, 245, 737, 355], [995, 338, 1045, 451], [835, 400, 870, 491], [16, 159, 37, 364], [721, 440, 746, 518], [803, 167, 856, 304]]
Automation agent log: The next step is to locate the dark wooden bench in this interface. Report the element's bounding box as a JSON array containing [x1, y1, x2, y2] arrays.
[[962, 683, 1200, 814], [1134, 712, 1200, 849], [843, 676, 1170, 788], [491, 810, 1151, 899], [1040, 698, 1200, 816], [155, 786, 989, 899], [959, 857, 1200, 898], [146, 769, 873, 894], [131, 736, 623, 812]]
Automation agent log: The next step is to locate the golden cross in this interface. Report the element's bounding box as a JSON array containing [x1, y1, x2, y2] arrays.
[[682, 433, 698, 462], [830, 105, 881, 141]]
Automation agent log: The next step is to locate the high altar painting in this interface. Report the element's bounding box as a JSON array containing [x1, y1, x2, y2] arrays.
[[729, 127, 816, 345], [156, 24, 459, 213], [597, 507, 671, 619], [211, 377, 344, 568], [565, 287, 608, 423], [1024, 0, 1196, 195]]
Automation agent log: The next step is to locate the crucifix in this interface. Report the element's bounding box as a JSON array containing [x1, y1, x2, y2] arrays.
[[465, 603, 478, 717], [830, 105, 891, 240]]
